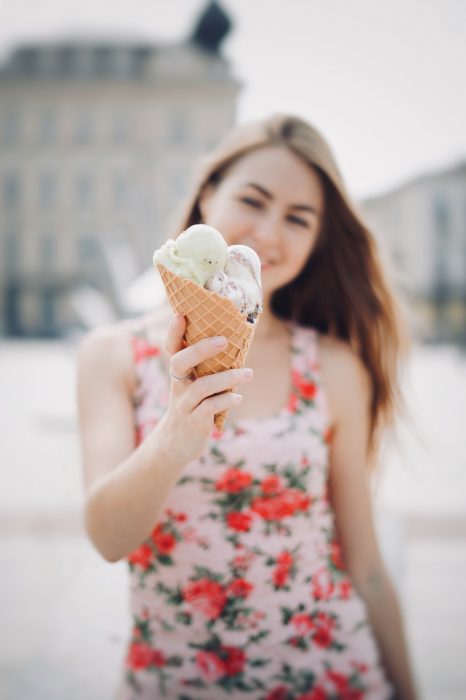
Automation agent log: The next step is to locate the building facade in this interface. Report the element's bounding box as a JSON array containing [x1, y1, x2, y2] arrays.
[[361, 161, 466, 344], [0, 2, 240, 335]]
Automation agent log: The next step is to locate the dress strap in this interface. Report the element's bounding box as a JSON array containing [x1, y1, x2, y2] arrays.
[[290, 324, 334, 444], [130, 322, 162, 366], [129, 319, 168, 445]]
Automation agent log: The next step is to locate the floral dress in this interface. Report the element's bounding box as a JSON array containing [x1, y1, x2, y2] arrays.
[[116, 319, 394, 700]]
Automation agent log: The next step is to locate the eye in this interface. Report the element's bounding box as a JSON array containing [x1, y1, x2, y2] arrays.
[[240, 196, 263, 209], [287, 214, 310, 228]]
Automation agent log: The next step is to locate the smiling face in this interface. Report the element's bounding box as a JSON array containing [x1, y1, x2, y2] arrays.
[[199, 145, 324, 305]]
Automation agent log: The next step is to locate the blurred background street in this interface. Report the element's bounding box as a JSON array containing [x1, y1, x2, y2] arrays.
[[0, 0, 465, 698]]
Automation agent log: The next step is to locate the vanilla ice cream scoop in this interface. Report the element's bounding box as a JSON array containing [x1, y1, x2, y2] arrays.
[[153, 224, 228, 287]]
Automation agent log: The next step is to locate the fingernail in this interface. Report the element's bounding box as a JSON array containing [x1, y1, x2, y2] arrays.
[[232, 393, 243, 404], [243, 368, 253, 379], [211, 336, 227, 347]]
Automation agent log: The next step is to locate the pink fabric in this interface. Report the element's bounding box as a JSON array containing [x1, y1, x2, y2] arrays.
[[116, 321, 394, 700]]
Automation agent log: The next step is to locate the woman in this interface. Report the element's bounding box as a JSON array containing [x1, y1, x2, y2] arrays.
[[77, 115, 419, 699]]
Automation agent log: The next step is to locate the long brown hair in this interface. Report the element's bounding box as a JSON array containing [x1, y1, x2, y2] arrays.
[[175, 114, 410, 463]]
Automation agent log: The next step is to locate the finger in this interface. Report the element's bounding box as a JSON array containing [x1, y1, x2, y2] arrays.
[[170, 334, 227, 380], [182, 368, 253, 413], [165, 314, 186, 357], [194, 391, 243, 420]]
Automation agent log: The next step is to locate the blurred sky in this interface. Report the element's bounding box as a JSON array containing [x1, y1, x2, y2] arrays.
[[0, 0, 465, 199]]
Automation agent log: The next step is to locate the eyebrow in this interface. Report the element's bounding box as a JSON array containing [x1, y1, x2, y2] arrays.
[[244, 182, 321, 219]]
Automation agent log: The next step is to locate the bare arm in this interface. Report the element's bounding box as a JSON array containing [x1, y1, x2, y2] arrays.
[[77, 315, 252, 563], [320, 336, 420, 700]]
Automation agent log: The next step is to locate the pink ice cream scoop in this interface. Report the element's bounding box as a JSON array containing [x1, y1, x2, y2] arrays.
[[206, 244, 262, 322]]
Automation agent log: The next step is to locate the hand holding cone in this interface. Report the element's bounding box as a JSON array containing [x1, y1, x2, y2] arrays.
[[153, 225, 262, 431], [157, 265, 258, 431]]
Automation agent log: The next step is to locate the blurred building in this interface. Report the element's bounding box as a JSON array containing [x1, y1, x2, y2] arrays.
[[0, 1, 240, 336], [361, 160, 466, 344]]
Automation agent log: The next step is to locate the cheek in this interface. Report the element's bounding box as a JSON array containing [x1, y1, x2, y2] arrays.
[[205, 205, 252, 241], [289, 233, 316, 266]]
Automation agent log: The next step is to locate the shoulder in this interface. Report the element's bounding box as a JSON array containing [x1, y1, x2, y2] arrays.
[[316, 332, 371, 424], [76, 307, 170, 394], [76, 320, 136, 395]]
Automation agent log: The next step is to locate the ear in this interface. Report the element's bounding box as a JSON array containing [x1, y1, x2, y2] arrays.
[[198, 183, 215, 222]]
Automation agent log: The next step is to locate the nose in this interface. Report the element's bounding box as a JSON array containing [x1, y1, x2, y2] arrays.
[[252, 212, 282, 247]]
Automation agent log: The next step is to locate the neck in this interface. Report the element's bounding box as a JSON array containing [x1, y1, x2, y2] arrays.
[[253, 302, 288, 341]]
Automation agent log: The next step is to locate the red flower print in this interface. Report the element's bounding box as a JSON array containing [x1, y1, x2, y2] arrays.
[[287, 393, 299, 414], [126, 642, 165, 670], [196, 650, 226, 681], [260, 474, 284, 495], [313, 626, 333, 648], [326, 669, 363, 698], [127, 543, 154, 570], [135, 425, 144, 447], [251, 489, 311, 521], [226, 511, 252, 532], [221, 645, 246, 676], [265, 685, 289, 700], [277, 550, 293, 568], [232, 548, 257, 571], [132, 337, 160, 362], [273, 566, 290, 587], [215, 468, 253, 493], [151, 649, 166, 668], [301, 382, 317, 400], [330, 541, 345, 570], [311, 567, 335, 601], [227, 578, 254, 598], [291, 370, 317, 400], [151, 524, 176, 554], [324, 424, 335, 444], [165, 508, 187, 522], [312, 612, 336, 648], [351, 660, 369, 674], [273, 550, 294, 587], [291, 613, 314, 635], [339, 579, 352, 599], [183, 578, 227, 619]]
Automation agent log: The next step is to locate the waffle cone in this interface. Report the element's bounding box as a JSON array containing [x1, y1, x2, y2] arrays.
[[157, 265, 259, 431]]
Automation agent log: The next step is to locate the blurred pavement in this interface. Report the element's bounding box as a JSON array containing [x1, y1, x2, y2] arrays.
[[0, 339, 465, 700]]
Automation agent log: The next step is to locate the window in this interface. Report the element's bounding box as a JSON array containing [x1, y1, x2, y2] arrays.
[[3, 172, 20, 210], [112, 110, 130, 144], [4, 224, 20, 273], [94, 47, 114, 76], [112, 49, 132, 78], [38, 171, 56, 208], [75, 172, 93, 208], [38, 110, 57, 146], [434, 197, 449, 238], [78, 235, 99, 268], [74, 111, 93, 145], [1, 108, 21, 147], [39, 232, 55, 272], [432, 196, 450, 299], [56, 47, 75, 76]]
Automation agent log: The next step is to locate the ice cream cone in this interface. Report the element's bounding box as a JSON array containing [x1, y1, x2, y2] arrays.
[[157, 265, 259, 431]]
